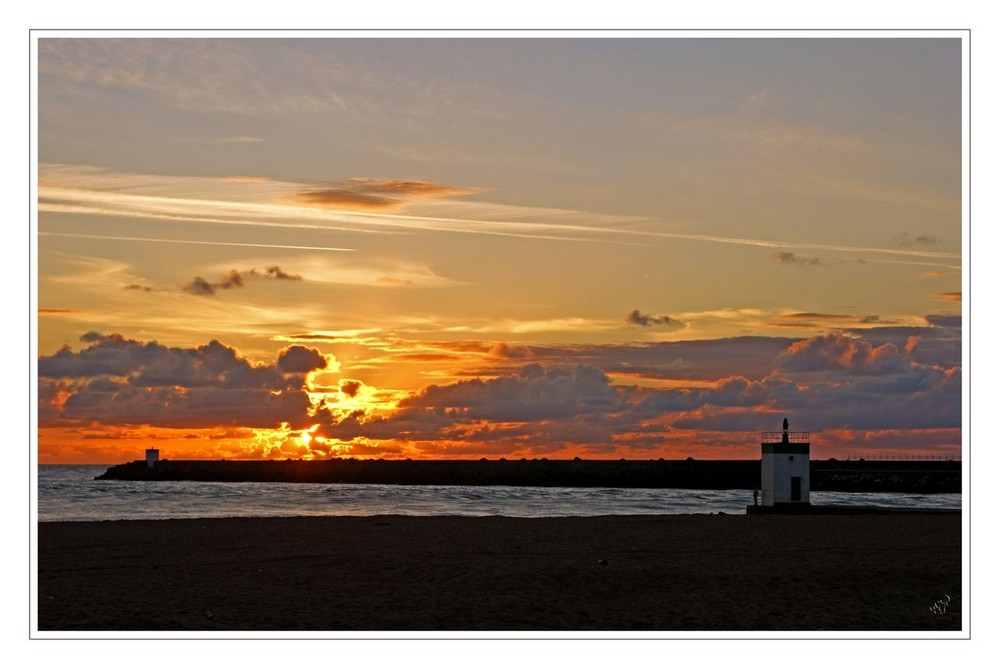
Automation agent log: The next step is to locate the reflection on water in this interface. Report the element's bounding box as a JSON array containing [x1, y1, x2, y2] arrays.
[[37, 465, 962, 522]]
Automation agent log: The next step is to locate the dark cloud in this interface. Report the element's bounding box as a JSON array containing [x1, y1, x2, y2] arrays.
[[276, 345, 327, 374], [123, 284, 154, 292], [86, 378, 123, 392], [276, 333, 346, 342], [39, 322, 961, 457], [490, 342, 534, 358], [781, 312, 863, 322], [399, 364, 624, 421], [769, 251, 821, 267], [310, 350, 960, 454], [219, 270, 245, 289], [306, 364, 632, 451], [38, 333, 315, 429], [287, 189, 398, 210], [307, 321, 960, 455], [925, 314, 961, 329], [80, 331, 120, 344], [842, 318, 960, 370], [769, 313, 888, 329], [264, 266, 301, 280], [472, 336, 798, 383], [625, 309, 683, 328], [775, 333, 910, 374], [183, 276, 216, 296], [283, 178, 479, 211], [895, 232, 942, 247], [633, 375, 793, 417], [183, 266, 302, 296], [38, 378, 72, 423], [672, 368, 960, 433], [339, 380, 363, 397]]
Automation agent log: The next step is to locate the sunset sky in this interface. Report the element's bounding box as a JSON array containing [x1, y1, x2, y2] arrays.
[[35, 35, 965, 464]]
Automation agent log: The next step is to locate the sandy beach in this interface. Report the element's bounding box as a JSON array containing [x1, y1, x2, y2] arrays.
[[37, 513, 961, 633]]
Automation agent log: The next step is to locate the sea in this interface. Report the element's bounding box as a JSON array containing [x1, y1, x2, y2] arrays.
[[36, 465, 962, 522]]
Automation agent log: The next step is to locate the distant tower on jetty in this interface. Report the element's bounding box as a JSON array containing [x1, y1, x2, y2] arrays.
[[145, 448, 159, 468], [760, 418, 810, 506]]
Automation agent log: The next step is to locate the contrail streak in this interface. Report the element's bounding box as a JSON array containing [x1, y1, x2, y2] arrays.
[[39, 182, 962, 260], [38, 231, 356, 253]]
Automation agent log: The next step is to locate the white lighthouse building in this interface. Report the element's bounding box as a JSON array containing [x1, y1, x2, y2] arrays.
[[760, 418, 810, 506], [145, 448, 160, 468]]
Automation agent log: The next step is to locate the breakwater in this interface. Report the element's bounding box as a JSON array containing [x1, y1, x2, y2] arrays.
[[95, 458, 961, 493]]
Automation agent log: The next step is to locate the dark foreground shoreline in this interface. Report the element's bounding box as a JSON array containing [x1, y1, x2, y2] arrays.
[[96, 458, 961, 494], [37, 513, 962, 632]]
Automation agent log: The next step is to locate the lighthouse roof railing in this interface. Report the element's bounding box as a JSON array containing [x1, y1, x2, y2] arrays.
[[761, 431, 810, 444]]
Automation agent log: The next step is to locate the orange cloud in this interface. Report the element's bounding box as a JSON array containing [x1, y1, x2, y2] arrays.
[[280, 177, 480, 211], [284, 189, 399, 210], [376, 275, 415, 287], [777, 333, 908, 373], [934, 291, 961, 303], [347, 178, 479, 198]]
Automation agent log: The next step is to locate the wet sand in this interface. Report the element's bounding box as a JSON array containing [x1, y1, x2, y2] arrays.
[[37, 513, 962, 632]]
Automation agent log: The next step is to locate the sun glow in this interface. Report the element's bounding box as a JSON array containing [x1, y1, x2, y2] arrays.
[[300, 423, 326, 449]]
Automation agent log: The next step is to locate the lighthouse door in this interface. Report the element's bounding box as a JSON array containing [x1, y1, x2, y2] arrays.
[[791, 476, 802, 502]]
